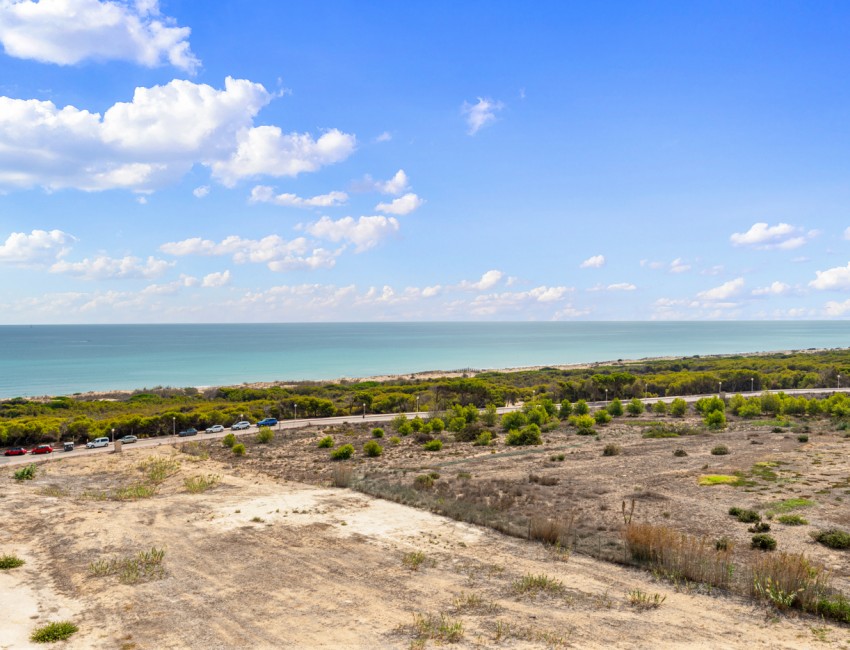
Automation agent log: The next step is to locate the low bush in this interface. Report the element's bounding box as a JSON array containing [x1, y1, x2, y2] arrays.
[[13, 464, 36, 481], [673, 448, 687, 457], [256, 428, 274, 444], [221, 433, 236, 448], [389, 436, 401, 445], [711, 445, 729, 455], [473, 431, 492, 446], [777, 514, 808, 526], [505, 423, 542, 446], [231, 443, 246, 456], [512, 573, 565, 596], [602, 444, 621, 456], [30, 621, 79, 643], [748, 522, 771, 533], [371, 427, 384, 438], [606, 398, 624, 417], [317, 435, 334, 448], [414, 474, 435, 490], [705, 410, 727, 430], [816, 595, 850, 624], [330, 444, 354, 460], [729, 507, 761, 524], [363, 440, 383, 457], [797, 434, 809, 443], [594, 409, 612, 425], [569, 414, 595, 435], [423, 439, 443, 452], [0, 554, 25, 570], [751, 534, 777, 551], [812, 529, 850, 550]]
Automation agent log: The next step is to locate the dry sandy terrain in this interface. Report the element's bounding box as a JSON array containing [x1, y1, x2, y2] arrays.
[[2, 416, 850, 649]]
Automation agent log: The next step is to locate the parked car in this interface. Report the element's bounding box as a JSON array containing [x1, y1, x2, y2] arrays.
[[256, 418, 278, 427], [119, 435, 138, 444], [178, 428, 198, 437], [231, 421, 251, 430], [31, 444, 53, 455], [205, 424, 224, 433], [86, 437, 110, 449], [62, 441, 74, 452], [4, 447, 28, 456]]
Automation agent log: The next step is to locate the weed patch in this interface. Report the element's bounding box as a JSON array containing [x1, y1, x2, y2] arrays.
[[89, 547, 165, 584], [13, 464, 36, 481], [627, 589, 666, 610], [30, 621, 78, 643], [0, 554, 25, 569], [184, 474, 220, 493], [512, 573, 565, 597]]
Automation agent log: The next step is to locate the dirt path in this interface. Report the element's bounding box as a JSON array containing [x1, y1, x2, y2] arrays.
[[1, 446, 848, 649]]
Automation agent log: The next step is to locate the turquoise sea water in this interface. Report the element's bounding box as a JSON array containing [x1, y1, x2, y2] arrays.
[[1, 321, 848, 398]]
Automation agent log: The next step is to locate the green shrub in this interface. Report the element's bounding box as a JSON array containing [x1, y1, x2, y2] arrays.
[[501, 411, 528, 431], [331, 444, 355, 460], [414, 474, 435, 490], [607, 398, 624, 417], [231, 443, 245, 456], [184, 474, 220, 493], [389, 436, 401, 445], [429, 417, 445, 433], [729, 507, 761, 523], [423, 439, 443, 452], [816, 595, 850, 624], [673, 448, 687, 457], [602, 444, 621, 456], [748, 522, 771, 533], [669, 398, 688, 417], [594, 409, 612, 425], [627, 398, 645, 416], [573, 399, 590, 415], [30, 621, 79, 643], [0, 554, 25, 569], [13, 464, 36, 481], [559, 400, 573, 419], [398, 422, 413, 436], [473, 431, 492, 446], [652, 400, 668, 415], [704, 410, 727, 430], [751, 534, 777, 551], [711, 445, 729, 456], [256, 428, 274, 444], [371, 427, 384, 438], [317, 435, 334, 448], [777, 514, 808, 526], [222, 433, 236, 448], [797, 434, 809, 443], [812, 529, 850, 550], [505, 423, 542, 446], [363, 441, 383, 457], [569, 414, 595, 435]]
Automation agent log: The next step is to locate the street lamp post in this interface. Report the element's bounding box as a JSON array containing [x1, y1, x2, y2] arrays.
[[294, 403, 297, 420], [751, 377, 754, 392], [362, 403, 366, 419], [111, 427, 115, 443], [605, 389, 608, 406], [839, 375, 842, 390], [416, 395, 420, 413], [718, 381, 722, 395], [172, 417, 175, 437]]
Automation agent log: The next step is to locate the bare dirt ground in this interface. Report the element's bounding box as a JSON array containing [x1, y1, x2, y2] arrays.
[[2, 413, 850, 649]]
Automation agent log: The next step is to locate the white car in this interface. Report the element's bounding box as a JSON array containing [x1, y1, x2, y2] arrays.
[[206, 424, 224, 433], [86, 437, 110, 449], [231, 421, 251, 431]]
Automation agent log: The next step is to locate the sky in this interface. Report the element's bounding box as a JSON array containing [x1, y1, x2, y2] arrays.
[[1, 0, 850, 323]]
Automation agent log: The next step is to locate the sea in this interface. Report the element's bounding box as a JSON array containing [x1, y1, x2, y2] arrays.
[[1, 321, 848, 399]]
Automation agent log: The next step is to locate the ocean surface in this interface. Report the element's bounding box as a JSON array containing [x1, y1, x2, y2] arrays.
[[1, 321, 848, 398]]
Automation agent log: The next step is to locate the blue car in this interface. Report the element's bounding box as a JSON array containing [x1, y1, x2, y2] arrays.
[[256, 418, 278, 427]]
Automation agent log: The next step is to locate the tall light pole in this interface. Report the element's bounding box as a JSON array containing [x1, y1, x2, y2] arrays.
[[718, 381, 722, 396], [172, 417, 175, 437], [416, 395, 420, 413], [605, 388, 608, 406], [111, 427, 115, 443], [362, 403, 366, 419], [750, 377, 754, 392], [294, 403, 297, 420]]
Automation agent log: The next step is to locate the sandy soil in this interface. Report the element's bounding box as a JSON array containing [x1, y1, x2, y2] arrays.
[[2, 428, 849, 649]]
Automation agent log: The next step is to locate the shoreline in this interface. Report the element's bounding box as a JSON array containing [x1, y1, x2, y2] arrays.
[[41, 345, 843, 402]]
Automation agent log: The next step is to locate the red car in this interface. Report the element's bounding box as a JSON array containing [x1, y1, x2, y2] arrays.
[[30, 445, 53, 455], [4, 447, 28, 456]]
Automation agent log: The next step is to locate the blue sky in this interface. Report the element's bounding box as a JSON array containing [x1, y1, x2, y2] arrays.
[[1, 0, 849, 323]]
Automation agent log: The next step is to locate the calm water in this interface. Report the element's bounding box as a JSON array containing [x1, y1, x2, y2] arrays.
[[1, 321, 848, 398]]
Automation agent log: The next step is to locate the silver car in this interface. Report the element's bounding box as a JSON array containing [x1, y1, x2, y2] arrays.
[[231, 421, 251, 430], [119, 435, 138, 444], [206, 424, 224, 433]]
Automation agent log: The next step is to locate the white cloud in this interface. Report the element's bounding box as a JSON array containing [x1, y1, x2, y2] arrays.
[[459, 270, 504, 291], [669, 258, 690, 273], [160, 234, 338, 270], [466, 285, 570, 315], [730, 222, 815, 250], [211, 126, 356, 187], [697, 277, 745, 301], [0, 0, 199, 72], [606, 283, 636, 291], [752, 281, 791, 296], [50, 254, 172, 279], [421, 285, 441, 298], [249, 185, 348, 208], [0, 229, 74, 264], [844, 227, 850, 240], [825, 299, 850, 316], [375, 192, 423, 215], [193, 185, 209, 198], [810, 263, 850, 291], [356, 169, 409, 195], [462, 97, 503, 135], [0, 77, 355, 192], [201, 270, 230, 288], [303, 215, 399, 253], [375, 131, 392, 143], [580, 254, 605, 269]]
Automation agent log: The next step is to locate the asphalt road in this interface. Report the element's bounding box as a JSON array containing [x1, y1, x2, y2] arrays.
[[2, 386, 847, 468]]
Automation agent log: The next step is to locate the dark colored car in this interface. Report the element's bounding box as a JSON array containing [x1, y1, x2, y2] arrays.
[[256, 418, 278, 427], [31, 444, 54, 454], [178, 428, 198, 437], [4, 447, 28, 456]]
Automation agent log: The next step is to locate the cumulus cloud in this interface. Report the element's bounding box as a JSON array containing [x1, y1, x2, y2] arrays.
[[825, 299, 850, 316], [462, 97, 503, 135], [0, 77, 355, 192], [375, 131, 392, 143], [730, 222, 814, 250], [50, 254, 172, 279], [459, 270, 504, 291], [249, 185, 348, 208], [160, 234, 338, 271], [375, 192, 423, 215], [211, 127, 356, 187], [669, 258, 691, 274], [810, 263, 850, 291], [752, 281, 791, 296], [466, 285, 570, 315], [356, 169, 409, 195], [201, 270, 230, 288], [697, 277, 745, 301], [0, 229, 75, 264], [193, 185, 209, 198], [0, 0, 199, 72], [580, 254, 605, 269], [605, 283, 636, 291], [303, 215, 399, 253]]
